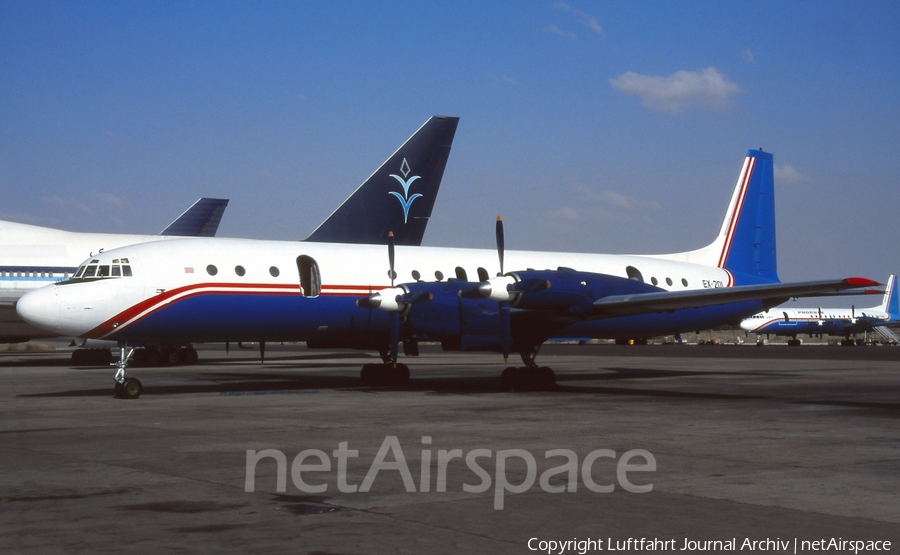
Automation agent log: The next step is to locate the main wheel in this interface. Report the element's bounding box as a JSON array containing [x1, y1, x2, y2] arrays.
[[163, 349, 180, 365], [536, 366, 557, 390], [360, 363, 377, 386], [114, 382, 125, 398], [500, 367, 518, 391], [393, 363, 410, 385], [182, 348, 199, 364]]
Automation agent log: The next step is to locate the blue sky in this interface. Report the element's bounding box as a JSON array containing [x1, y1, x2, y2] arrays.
[[2, 1, 899, 298]]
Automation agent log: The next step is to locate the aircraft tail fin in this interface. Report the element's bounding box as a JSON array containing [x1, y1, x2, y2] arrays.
[[669, 150, 778, 285], [160, 198, 229, 237], [878, 275, 899, 318], [305, 115, 459, 246]]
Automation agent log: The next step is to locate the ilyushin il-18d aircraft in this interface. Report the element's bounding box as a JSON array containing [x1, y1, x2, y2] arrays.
[[4, 115, 458, 352], [17, 148, 877, 398], [740, 274, 899, 346]]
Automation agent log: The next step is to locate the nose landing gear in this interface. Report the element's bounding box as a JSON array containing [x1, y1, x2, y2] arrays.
[[113, 345, 142, 399]]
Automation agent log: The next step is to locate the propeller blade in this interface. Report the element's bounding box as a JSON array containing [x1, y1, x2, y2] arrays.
[[499, 301, 510, 363], [495, 216, 504, 276], [389, 311, 400, 368], [388, 231, 396, 287]]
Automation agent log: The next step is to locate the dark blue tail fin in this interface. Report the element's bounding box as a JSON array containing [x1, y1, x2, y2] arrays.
[[305, 116, 459, 246], [714, 150, 778, 284], [160, 198, 229, 237]]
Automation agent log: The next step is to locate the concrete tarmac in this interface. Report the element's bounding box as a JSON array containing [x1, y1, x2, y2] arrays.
[[1, 343, 898, 554]]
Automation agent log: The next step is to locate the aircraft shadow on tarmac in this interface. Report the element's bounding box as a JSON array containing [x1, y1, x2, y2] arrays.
[[10, 347, 900, 413], [16, 359, 788, 402]]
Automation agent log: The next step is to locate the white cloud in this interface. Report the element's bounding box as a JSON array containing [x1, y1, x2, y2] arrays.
[[549, 206, 581, 221], [549, 186, 660, 227], [774, 164, 810, 183], [610, 67, 742, 114], [551, 2, 603, 35], [742, 49, 755, 63], [92, 191, 130, 209], [488, 73, 520, 86], [545, 24, 575, 39]]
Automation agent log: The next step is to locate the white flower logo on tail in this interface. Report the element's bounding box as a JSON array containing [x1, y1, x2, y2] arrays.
[[389, 158, 423, 224]]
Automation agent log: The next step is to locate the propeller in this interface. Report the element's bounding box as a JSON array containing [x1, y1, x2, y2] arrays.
[[458, 216, 550, 363], [388, 231, 396, 287], [496, 216, 505, 276], [356, 230, 431, 367], [497, 217, 511, 361]]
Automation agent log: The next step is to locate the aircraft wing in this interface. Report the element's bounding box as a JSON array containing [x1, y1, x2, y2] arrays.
[[159, 198, 229, 237], [591, 278, 879, 317]]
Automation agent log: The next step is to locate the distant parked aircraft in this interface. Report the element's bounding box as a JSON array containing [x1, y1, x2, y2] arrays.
[[740, 275, 899, 345]]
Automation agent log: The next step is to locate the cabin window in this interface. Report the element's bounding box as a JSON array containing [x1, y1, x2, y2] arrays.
[[455, 267, 468, 281], [650, 277, 658, 286], [435, 271, 444, 282], [477, 267, 489, 282], [269, 266, 280, 278], [207, 265, 218, 276], [682, 278, 688, 287], [665, 277, 673, 286], [297, 255, 321, 297], [235, 265, 246, 277], [626, 266, 644, 282], [411, 270, 421, 281]]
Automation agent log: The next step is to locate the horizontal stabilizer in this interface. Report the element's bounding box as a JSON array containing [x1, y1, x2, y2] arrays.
[[160, 198, 229, 237]]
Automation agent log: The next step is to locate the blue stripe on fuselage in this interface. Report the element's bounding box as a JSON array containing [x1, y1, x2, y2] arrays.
[[109, 293, 390, 343], [107, 291, 769, 346]]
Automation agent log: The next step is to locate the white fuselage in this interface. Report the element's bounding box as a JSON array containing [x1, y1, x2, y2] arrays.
[[16, 236, 738, 341]]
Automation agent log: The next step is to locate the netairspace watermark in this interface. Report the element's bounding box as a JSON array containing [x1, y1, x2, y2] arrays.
[[244, 435, 656, 510], [527, 537, 893, 554]]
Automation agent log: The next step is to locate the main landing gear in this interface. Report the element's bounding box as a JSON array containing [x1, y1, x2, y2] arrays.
[[113, 345, 142, 399], [359, 348, 411, 387], [499, 345, 557, 392]]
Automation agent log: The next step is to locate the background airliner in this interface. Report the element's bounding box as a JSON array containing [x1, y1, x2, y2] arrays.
[[0, 197, 229, 343], [740, 275, 899, 346], [3, 115, 458, 351], [17, 149, 876, 398]]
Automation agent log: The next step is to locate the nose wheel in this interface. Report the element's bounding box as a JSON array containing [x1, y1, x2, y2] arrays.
[[113, 346, 142, 399], [114, 377, 143, 399]]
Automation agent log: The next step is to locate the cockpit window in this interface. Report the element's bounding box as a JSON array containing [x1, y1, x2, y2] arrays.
[[60, 257, 133, 285]]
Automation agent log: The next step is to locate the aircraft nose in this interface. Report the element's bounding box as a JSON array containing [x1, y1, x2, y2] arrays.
[[16, 285, 61, 332]]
